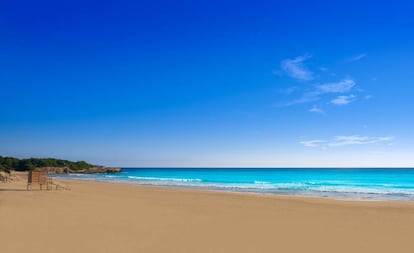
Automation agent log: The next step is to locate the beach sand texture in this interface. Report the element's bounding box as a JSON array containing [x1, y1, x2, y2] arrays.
[[1, 174, 414, 253]]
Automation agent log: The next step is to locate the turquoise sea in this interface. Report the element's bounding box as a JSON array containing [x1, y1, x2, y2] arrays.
[[52, 168, 414, 201]]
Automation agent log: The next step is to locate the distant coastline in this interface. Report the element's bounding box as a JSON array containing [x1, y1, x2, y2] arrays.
[[0, 156, 121, 174]]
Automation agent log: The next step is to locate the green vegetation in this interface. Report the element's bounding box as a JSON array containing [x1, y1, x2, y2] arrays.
[[0, 156, 95, 171]]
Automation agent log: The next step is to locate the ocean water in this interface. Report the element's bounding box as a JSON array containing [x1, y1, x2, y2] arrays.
[[51, 168, 414, 201]]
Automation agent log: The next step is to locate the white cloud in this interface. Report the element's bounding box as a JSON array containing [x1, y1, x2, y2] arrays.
[[316, 79, 355, 93], [347, 53, 367, 62], [286, 79, 356, 106], [299, 140, 324, 147], [329, 135, 394, 147], [309, 105, 324, 114], [278, 55, 363, 110], [330, 95, 356, 105], [300, 135, 395, 148], [281, 55, 313, 81]]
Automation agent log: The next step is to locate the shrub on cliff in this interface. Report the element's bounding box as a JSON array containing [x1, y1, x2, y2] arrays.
[[69, 161, 92, 171], [0, 156, 94, 171]]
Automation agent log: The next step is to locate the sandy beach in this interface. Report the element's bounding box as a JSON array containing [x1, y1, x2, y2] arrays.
[[1, 173, 414, 253]]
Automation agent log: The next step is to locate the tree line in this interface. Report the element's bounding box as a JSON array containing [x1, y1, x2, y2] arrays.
[[0, 156, 94, 172]]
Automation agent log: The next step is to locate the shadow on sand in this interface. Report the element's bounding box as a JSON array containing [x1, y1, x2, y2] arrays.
[[0, 188, 30, 192]]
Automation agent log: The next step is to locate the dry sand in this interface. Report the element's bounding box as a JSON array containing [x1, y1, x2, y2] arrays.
[[1, 172, 414, 253]]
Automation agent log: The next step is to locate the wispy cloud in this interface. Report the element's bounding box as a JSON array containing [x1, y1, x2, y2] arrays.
[[278, 54, 370, 111], [309, 105, 325, 114], [286, 79, 357, 106], [299, 140, 324, 147], [330, 95, 356, 105], [300, 135, 394, 148], [281, 55, 313, 81], [329, 135, 394, 147], [347, 53, 367, 62], [316, 79, 355, 93]]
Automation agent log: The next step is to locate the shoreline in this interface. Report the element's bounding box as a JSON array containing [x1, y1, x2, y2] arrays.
[[5, 171, 414, 205], [52, 176, 414, 203], [62, 179, 414, 206], [5, 175, 414, 208], [6, 170, 414, 204]]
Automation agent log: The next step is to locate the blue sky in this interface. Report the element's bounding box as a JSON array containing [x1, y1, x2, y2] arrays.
[[1, 0, 414, 167]]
